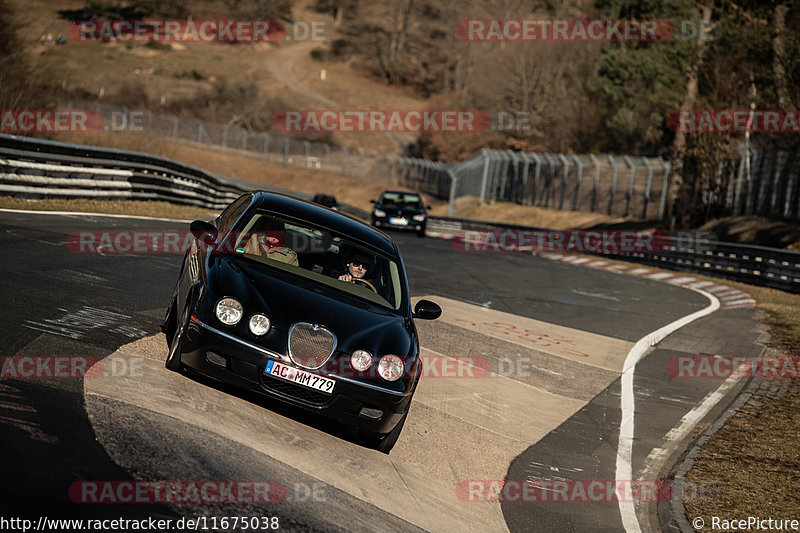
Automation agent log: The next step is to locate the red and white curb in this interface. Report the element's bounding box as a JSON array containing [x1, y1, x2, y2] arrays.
[[541, 253, 756, 310]]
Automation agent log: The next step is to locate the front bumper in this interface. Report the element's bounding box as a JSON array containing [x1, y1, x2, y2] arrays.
[[177, 317, 416, 434], [372, 217, 425, 232]]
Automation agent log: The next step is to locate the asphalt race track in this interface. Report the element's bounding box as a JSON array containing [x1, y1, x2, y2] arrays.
[[0, 209, 764, 532]]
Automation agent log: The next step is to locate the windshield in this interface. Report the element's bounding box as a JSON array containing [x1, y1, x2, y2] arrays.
[[378, 192, 423, 210], [229, 212, 404, 311]]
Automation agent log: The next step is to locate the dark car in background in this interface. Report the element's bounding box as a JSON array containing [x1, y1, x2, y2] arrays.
[[370, 190, 430, 237], [162, 192, 441, 452], [312, 193, 339, 210]]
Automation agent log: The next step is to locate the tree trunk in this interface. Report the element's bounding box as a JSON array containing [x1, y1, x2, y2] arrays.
[[667, 4, 713, 229], [386, 0, 413, 84], [772, 3, 791, 109]]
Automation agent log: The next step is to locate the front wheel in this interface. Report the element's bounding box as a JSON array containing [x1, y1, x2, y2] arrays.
[[165, 301, 189, 372]]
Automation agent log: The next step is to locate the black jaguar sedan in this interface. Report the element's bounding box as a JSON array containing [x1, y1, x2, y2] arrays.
[[162, 192, 441, 452], [370, 190, 430, 237]]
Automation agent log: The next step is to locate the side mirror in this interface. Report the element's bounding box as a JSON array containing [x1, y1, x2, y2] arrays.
[[413, 299, 442, 320], [190, 220, 217, 247]]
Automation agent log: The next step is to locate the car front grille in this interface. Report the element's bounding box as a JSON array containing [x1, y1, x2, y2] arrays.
[[260, 374, 332, 406], [288, 322, 336, 370]]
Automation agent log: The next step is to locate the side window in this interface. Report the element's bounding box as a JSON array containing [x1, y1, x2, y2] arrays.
[[216, 194, 251, 239]]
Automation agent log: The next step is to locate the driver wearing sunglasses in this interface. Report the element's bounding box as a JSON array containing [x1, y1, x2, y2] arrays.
[[338, 251, 378, 293]]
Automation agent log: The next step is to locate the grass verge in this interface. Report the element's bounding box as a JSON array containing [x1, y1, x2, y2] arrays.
[[0, 197, 215, 220]]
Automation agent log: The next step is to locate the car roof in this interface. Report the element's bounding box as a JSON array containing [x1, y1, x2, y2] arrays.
[[252, 191, 398, 256], [378, 190, 421, 197]]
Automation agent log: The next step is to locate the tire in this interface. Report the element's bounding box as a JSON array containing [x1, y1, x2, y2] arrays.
[[360, 410, 408, 454], [165, 301, 189, 372]]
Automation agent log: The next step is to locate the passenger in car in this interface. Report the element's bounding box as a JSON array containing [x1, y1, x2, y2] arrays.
[[242, 220, 299, 266]]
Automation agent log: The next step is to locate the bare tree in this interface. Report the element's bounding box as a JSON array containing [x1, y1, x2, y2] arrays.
[[667, 4, 713, 229]]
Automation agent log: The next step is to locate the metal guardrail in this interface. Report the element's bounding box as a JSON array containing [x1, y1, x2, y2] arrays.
[[0, 133, 248, 209], [2, 133, 798, 293], [427, 216, 800, 293]]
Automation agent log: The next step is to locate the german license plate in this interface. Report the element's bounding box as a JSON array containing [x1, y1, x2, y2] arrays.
[[389, 217, 408, 226], [264, 360, 335, 394]]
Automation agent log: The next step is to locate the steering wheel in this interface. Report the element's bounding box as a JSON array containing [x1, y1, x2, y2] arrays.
[[353, 278, 378, 294]]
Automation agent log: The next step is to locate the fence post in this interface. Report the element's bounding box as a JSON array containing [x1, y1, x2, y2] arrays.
[[283, 138, 290, 167], [341, 148, 349, 175], [572, 155, 583, 211], [263, 133, 270, 161], [783, 151, 797, 217], [589, 154, 600, 212], [558, 154, 569, 209], [733, 146, 746, 215], [387, 155, 395, 183], [756, 149, 774, 215], [323, 145, 330, 172], [771, 151, 786, 214], [658, 159, 671, 220], [479, 149, 491, 202], [540, 154, 550, 207], [221, 126, 228, 153], [623, 156, 636, 217], [520, 154, 531, 205], [171, 117, 179, 143], [746, 148, 759, 215], [241, 129, 249, 155], [304, 141, 311, 169], [607, 155, 619, 215], [530, 153, 542, 206], [372, 154, 380, 180], [642, 158, 654, 218], [447, 169, 459, 217]]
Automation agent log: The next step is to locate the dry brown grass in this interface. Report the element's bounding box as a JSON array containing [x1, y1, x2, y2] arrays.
[[0, 196, 214, 219]]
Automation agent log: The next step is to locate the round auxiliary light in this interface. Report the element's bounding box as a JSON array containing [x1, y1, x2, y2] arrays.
[[351, 349, 372, 372], [377, 354, 404, 382], [215, 297, 243, 326], [249, 314, 271, 336]]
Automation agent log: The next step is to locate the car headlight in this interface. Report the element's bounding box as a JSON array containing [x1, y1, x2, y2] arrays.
[[215, 297, 243, 326], [412, 214, 426, 222], [377, 354, 404, 381], [373, 209, 386, 217], [351, 349, 372, 371], [248, 314, 271, 335]]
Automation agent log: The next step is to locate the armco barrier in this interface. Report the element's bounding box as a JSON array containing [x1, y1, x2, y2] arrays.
[[2, 133, 797, 293], [427, 217, 800, 293], [0, 134, 247, 209]]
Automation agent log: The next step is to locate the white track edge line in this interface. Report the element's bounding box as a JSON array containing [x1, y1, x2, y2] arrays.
[[616, 287, 720, 533]]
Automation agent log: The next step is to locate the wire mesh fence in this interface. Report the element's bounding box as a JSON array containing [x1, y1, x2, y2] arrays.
[[73, 102, 800, 221]]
